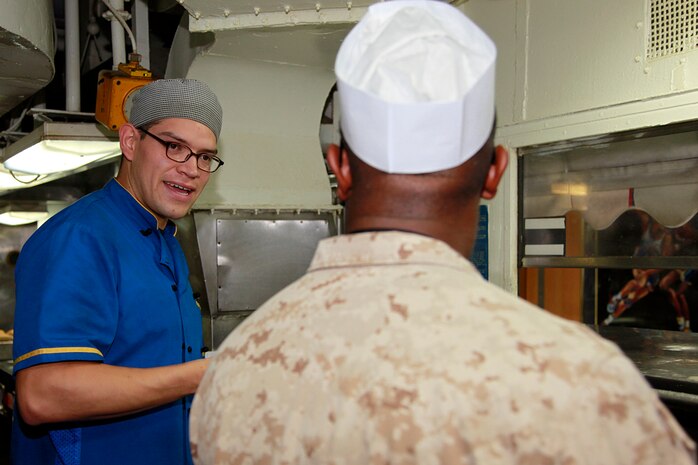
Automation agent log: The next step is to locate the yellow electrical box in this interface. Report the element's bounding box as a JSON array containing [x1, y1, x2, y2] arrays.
[[96, 55, 154, 131]]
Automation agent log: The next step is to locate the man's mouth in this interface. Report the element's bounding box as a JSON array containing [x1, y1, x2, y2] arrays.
[[165, 181, 193, 195]]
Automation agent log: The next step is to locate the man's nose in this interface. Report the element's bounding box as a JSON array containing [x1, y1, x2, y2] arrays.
[[178, 155, 200, 177]]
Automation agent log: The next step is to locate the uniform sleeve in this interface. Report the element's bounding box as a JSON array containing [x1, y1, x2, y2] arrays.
[[579, 350, 696, 465], [13, 221, 119, 372]]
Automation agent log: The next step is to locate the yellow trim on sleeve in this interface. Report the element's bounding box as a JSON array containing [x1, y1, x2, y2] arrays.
[[15, 347, 104, 364]]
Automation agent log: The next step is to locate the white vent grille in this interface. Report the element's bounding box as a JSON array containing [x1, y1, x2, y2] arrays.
[[647, 0, 698, 60]]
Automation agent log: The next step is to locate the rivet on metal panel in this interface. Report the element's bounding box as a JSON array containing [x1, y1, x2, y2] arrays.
[[316, 3, 321, 11], [636, 22, 642, 29], [634, 56, 641, 63], [347, 1, 352, 10], [680, 58, 687, 64], [223, 9, 231, 17], [284, 5, 291, 13], [644, 67, 650, 74], [254, 7, 261, 16], [193, 11, 201, 19]]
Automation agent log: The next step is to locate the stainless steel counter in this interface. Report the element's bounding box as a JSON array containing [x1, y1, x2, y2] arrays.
[[596, 326, 698, 391], [595, 325, 698, 421]]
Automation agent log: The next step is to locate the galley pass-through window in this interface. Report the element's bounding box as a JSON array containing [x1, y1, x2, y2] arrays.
[[519, 121, 698, 333]]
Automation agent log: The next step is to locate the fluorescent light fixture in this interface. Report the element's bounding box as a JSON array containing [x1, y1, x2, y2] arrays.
[[0, 211, 48, 226], [0, 204, 48, 226], [551, 182, 588, 196], [0, 166, 45, 190], [2, 122, 120, 175]]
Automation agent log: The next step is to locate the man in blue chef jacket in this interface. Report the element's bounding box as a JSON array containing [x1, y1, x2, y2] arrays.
[[12, 78, 224, 465]]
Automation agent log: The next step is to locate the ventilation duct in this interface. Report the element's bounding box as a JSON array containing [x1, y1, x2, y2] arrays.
[[0, 0, 54, 118], [647, 0, 698, 61]]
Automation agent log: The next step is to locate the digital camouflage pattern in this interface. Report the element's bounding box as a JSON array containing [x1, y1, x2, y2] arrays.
[[191, 231, 696, 465]]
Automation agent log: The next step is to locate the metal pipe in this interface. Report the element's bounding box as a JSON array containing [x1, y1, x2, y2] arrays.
[[64, 0, 80, 111], [108, 0, 127, 68], [133, 0, 150, 69], [28, 108, 96, 117]]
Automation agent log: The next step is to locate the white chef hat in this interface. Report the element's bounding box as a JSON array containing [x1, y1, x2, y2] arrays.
[[335, 0, 496, 174]]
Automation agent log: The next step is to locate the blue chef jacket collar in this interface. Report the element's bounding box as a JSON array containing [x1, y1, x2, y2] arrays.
[[110, 178, 178, 236]]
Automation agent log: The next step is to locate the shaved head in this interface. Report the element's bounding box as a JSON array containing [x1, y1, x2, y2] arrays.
[[327, 124, 506, 256]]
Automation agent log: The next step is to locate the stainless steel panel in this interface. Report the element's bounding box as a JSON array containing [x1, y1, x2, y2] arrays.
[[174, 213, 211, 315], [191, 208, 340, 346], [522, 256, 698, 269], [192, 208, 340, 323], [217, 216, 333, 311], [193, 210, 219, 320], [211, 312, 254, 349]]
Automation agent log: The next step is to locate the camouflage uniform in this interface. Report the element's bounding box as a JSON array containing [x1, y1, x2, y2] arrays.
[[191, 231, 696, 465]]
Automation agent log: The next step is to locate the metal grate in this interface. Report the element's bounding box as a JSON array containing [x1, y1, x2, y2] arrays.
[[647, 0, 698, 60]]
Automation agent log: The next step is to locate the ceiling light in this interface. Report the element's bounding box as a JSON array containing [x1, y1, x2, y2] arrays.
[[550, 182, 588, 196], [0, 204, 49, 226], [1, 122, 120, 176], [0, 166, 46, 190]]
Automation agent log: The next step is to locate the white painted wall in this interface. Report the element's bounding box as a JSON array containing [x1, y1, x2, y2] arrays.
[[189, 54, 336, 208], [460, 1, 521, 293], [463, 0, 698, 293], [183, 24, 350, 209], [465, 0, 698, 146], [177, 0, 698, 293]]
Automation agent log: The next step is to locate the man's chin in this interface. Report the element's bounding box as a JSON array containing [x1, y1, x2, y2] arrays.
[[169, 208, 193, 221]]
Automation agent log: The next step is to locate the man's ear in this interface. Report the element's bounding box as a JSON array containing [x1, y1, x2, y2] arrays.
[[326, 144, 353, 202], [480, 145, 509, 200], [119, 124, 139, 162]]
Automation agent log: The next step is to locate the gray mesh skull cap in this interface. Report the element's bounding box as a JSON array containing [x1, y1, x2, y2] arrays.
[[128, 79, 223, 139]]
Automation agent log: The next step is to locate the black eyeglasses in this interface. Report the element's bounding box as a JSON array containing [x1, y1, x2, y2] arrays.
[[138, 128, 224, 173]]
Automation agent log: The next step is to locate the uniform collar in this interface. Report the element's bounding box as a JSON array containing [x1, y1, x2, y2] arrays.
[[309, 231, 475, 273], [106, 179, 178, 236]]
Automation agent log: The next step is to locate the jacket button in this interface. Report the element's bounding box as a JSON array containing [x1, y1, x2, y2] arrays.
[[171, 284, 178, 292], [187, 346, 192, 353]]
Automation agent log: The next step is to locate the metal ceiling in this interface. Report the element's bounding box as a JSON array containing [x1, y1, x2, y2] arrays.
[[179, 0, 372, 31]]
